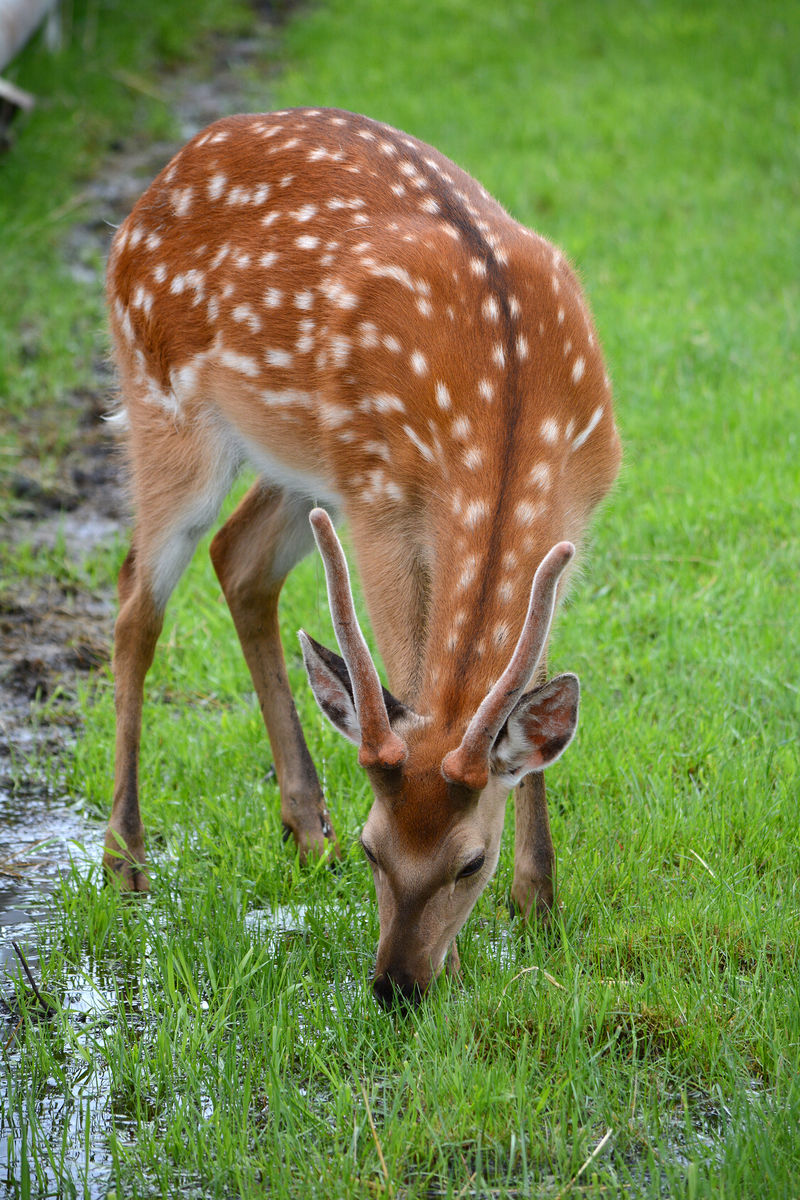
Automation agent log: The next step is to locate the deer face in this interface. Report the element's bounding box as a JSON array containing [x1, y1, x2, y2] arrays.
[[300, 560, 579, 1004], [299, 509, 578, 1004], [359, 760, 509, 1005]]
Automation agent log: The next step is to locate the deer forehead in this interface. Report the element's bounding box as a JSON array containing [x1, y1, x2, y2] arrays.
[[364, 757, 507, 855], [365, 801, 482, 881]]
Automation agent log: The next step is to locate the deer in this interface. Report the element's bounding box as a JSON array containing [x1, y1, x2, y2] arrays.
[[104, 106, 621, 1006]]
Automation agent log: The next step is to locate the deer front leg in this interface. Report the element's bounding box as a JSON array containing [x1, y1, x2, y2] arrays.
[[210, 484, 338, 860], [511, 772, 556, 920]]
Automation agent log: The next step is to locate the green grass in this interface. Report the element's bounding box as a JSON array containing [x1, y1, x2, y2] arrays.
[[3, 0, 800, 1197]]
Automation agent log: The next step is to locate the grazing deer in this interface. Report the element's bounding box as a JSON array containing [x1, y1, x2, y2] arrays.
[[105, 107, 620, 1005]]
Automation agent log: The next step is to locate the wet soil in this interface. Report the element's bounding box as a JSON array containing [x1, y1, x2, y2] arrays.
[[0, 387, 121, 987]]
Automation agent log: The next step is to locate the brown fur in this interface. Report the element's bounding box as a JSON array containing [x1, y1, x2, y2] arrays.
[[104, 108, 620, 996]]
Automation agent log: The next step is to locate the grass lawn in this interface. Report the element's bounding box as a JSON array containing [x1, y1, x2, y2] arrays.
[[2, 0, 799, 1196]]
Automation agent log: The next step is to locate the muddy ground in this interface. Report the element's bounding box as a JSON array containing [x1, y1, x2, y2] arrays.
[[0, 3, 289, 954]]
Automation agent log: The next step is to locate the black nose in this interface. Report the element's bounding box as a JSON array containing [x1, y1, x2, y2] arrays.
[[372, 971, 424, 1010]]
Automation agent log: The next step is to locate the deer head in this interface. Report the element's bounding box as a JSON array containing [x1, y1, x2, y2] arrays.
[[300, 508, 579, 1006]]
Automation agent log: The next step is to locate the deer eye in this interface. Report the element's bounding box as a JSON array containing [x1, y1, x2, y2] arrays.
[[457, 853, 485, 880], [360, 839, 378, 865]]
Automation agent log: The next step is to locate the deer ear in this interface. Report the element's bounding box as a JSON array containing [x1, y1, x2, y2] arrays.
[[490, 673, 580, 787], [299, 631, 412, 746]]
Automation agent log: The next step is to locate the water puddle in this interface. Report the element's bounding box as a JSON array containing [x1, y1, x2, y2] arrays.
[[0, 785, 103, 983], [0, 773, 109, 1193]]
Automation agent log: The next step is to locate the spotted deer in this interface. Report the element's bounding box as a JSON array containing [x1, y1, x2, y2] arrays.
[[105, 107, 620, 1005]]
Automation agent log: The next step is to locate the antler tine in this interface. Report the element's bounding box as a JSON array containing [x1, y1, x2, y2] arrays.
[[442, 541, 575, 790], [309, 509, 407, 769]]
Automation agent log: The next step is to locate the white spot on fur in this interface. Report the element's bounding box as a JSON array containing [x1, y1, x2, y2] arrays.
[[451, 416, 472, 441], [364, 440, 391, 462], [411, 350, 428, 376], [497, 580, 513, 603], [264, 288, 283, 308], [403, 425, 436, 463], [435, 381, 451, 410], [529, 462, 551, 490], [370, 393, 405, 414], [226, 186, 251, 205], [571, 405, 604, 451], [170, 363, 198, 396], [293, 203, 318, 222], [330, 335, 351, 366], [266, 347, 293, 369], [572, 356, 586, 384], [209, 244, 230, 270], [457, 555, 478, 592], [358, 321, 379, 348], [464, 500, 487, 527], [320, 403, 351, 428], [516, 498, 545, 524], [540, 418, 559, 444], [321, 279, 358, 309], [233, 304, 261, 333], [220, 349, 260, 377], [365, 262, 415, 291]]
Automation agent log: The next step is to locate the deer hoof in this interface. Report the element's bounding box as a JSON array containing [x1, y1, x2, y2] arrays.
[[103, 835, 149, 892], [281, 812, 341, 864], [103, 842, 151, 893], [509, 882, 558, 924]]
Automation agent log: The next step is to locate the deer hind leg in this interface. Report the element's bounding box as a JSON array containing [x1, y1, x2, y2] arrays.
[[209, 483, 338, 861], [105, 413, 239, 890]]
